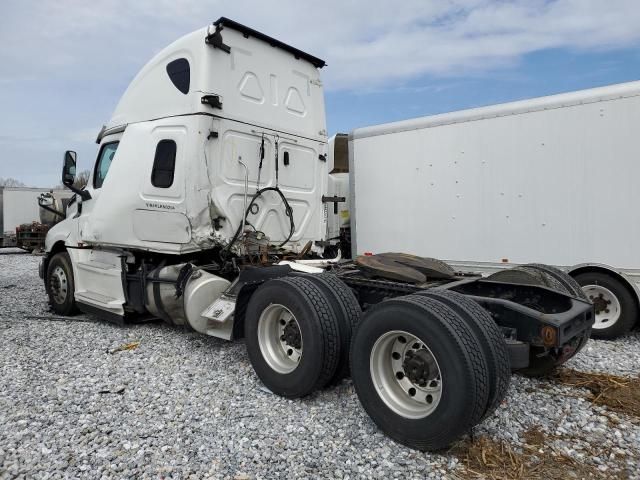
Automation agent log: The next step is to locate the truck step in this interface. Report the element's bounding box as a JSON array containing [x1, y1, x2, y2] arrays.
[[77, 261, 121, 276], [75, 290, 120, 307]]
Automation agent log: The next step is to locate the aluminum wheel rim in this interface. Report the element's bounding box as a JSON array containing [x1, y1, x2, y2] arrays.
[[370, 330, 442, 419], [583, 284, 621, 329], [49, 266, 68, 304], [257, 303, 302, 374]]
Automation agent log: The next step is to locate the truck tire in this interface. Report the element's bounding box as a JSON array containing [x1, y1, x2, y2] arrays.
[[411, 290, 510, 420], [489, 265, 589, 377], [350, 295, 491, 451], [574, 272, 638, 339], [45, 252, 78, 316], [488, 266, 565, 292], [521, 264, 592, 360], [244, 276, 340, 398], [523, 264, 588, 300], [304, 273, 362, 384]]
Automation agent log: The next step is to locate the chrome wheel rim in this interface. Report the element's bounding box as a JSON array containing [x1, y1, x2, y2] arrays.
[[370, 330, 442, 419], [583, 284, 621, 329], [257, 304, 302, 374], [49, 266, 68, 304]]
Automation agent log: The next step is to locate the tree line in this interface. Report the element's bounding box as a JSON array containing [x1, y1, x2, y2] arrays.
[[0, 170, 91, 189]]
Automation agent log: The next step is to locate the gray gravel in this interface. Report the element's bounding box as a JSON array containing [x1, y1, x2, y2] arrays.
[[1, 248, 639, 479]]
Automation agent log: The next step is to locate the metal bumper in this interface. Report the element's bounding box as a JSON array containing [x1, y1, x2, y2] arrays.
[[451, 279, 595, 348]]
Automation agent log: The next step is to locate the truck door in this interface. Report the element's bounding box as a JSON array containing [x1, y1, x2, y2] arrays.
[[135, 126, 189, 244], [79, 124, 189, 249], [76, 137, 121, 243]]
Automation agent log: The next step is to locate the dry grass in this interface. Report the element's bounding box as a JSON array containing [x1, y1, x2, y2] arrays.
[[552, 368, 640, 419], [450, 368, 640, 478], [450, 429, 620, 479], [108, 340, 140, 354]]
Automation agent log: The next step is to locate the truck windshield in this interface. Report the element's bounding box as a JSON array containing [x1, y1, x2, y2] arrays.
[[94, 142, 119, 188]]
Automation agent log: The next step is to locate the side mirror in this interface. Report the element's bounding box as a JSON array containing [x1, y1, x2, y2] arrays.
[[62, 150, 77, 186], [61, 150, 91, 200]]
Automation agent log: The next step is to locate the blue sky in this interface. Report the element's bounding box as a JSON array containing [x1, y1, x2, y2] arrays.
[[328, 47, 640, 133], [1, 0, 640, 187]]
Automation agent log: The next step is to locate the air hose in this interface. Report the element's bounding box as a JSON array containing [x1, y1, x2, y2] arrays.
[[224, 186, 295, 253]]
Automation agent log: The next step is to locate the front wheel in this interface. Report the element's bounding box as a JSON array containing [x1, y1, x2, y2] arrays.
[[574, 272, 638, 339], [45, 252, 78, 316]]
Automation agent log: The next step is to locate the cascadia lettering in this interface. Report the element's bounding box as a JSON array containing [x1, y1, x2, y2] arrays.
[[145, 202, 176, 210]]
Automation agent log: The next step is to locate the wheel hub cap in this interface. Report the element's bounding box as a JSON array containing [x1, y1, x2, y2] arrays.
[[370, 330, 443, 419], [403, 349, 437, 387], [583, 284, 621, 329], [281, 320, 302, 350], [591, 294, 611, 314], [49, 266, 68, 304], [257, 304, 303, 374]]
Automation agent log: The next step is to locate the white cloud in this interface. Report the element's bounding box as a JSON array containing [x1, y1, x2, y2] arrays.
[[1, 0, 640, 91], [1, 0, 640, 186]]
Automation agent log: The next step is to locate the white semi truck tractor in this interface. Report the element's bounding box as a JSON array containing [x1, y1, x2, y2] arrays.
[[41, 18, 593, 451]]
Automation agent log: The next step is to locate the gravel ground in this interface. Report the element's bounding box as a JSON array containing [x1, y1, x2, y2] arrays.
[[1, 248, 639, 479]]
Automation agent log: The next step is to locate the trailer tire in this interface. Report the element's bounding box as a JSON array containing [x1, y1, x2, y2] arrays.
[[350, 295, 490, 451], [412, 290, 510, 420], [304, 273, 362, 384], [574, 272, 638, 339], [45, 252, 78, 316], [244, 276, 340, 398]]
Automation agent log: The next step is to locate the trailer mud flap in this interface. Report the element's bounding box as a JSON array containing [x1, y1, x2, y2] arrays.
[[505, 339, 530, 369]]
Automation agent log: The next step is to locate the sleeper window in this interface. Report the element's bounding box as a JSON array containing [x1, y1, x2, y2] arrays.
[[166, 58, 190, 94], [93, 142, 119, 189], [151, 140, 177, 188]]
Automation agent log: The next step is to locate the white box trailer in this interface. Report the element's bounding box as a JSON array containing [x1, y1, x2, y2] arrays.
[[0, 187, 72, 247], [346, 80, 640, 339]]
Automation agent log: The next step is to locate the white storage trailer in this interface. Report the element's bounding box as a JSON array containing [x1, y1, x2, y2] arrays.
[[345, 80, 640, 339], [0, 187, 71, 248], [41, 18, 593, 451]]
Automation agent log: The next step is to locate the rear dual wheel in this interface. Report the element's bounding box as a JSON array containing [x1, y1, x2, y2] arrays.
[[350, 294, 505, 451], [304, 273, 362, 383], [412, 290, 511, 421], [244, 274, 360, 398]]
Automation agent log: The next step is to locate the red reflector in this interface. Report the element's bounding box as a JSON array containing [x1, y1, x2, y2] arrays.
[[364, 252, 373, 256]]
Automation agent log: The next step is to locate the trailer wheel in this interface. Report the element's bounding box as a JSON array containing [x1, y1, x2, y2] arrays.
[[304, 273, 362, 384], [350, 295, 490, 450], [244, 276, 340, 398], [45, 252, 78, 316], [574, 272, 638, 339], [412, 290, 510, 420]]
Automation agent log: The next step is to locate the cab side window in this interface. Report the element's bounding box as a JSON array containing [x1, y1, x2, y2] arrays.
[[94, 142, 119, 189], [151, 140, 177, 188]]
